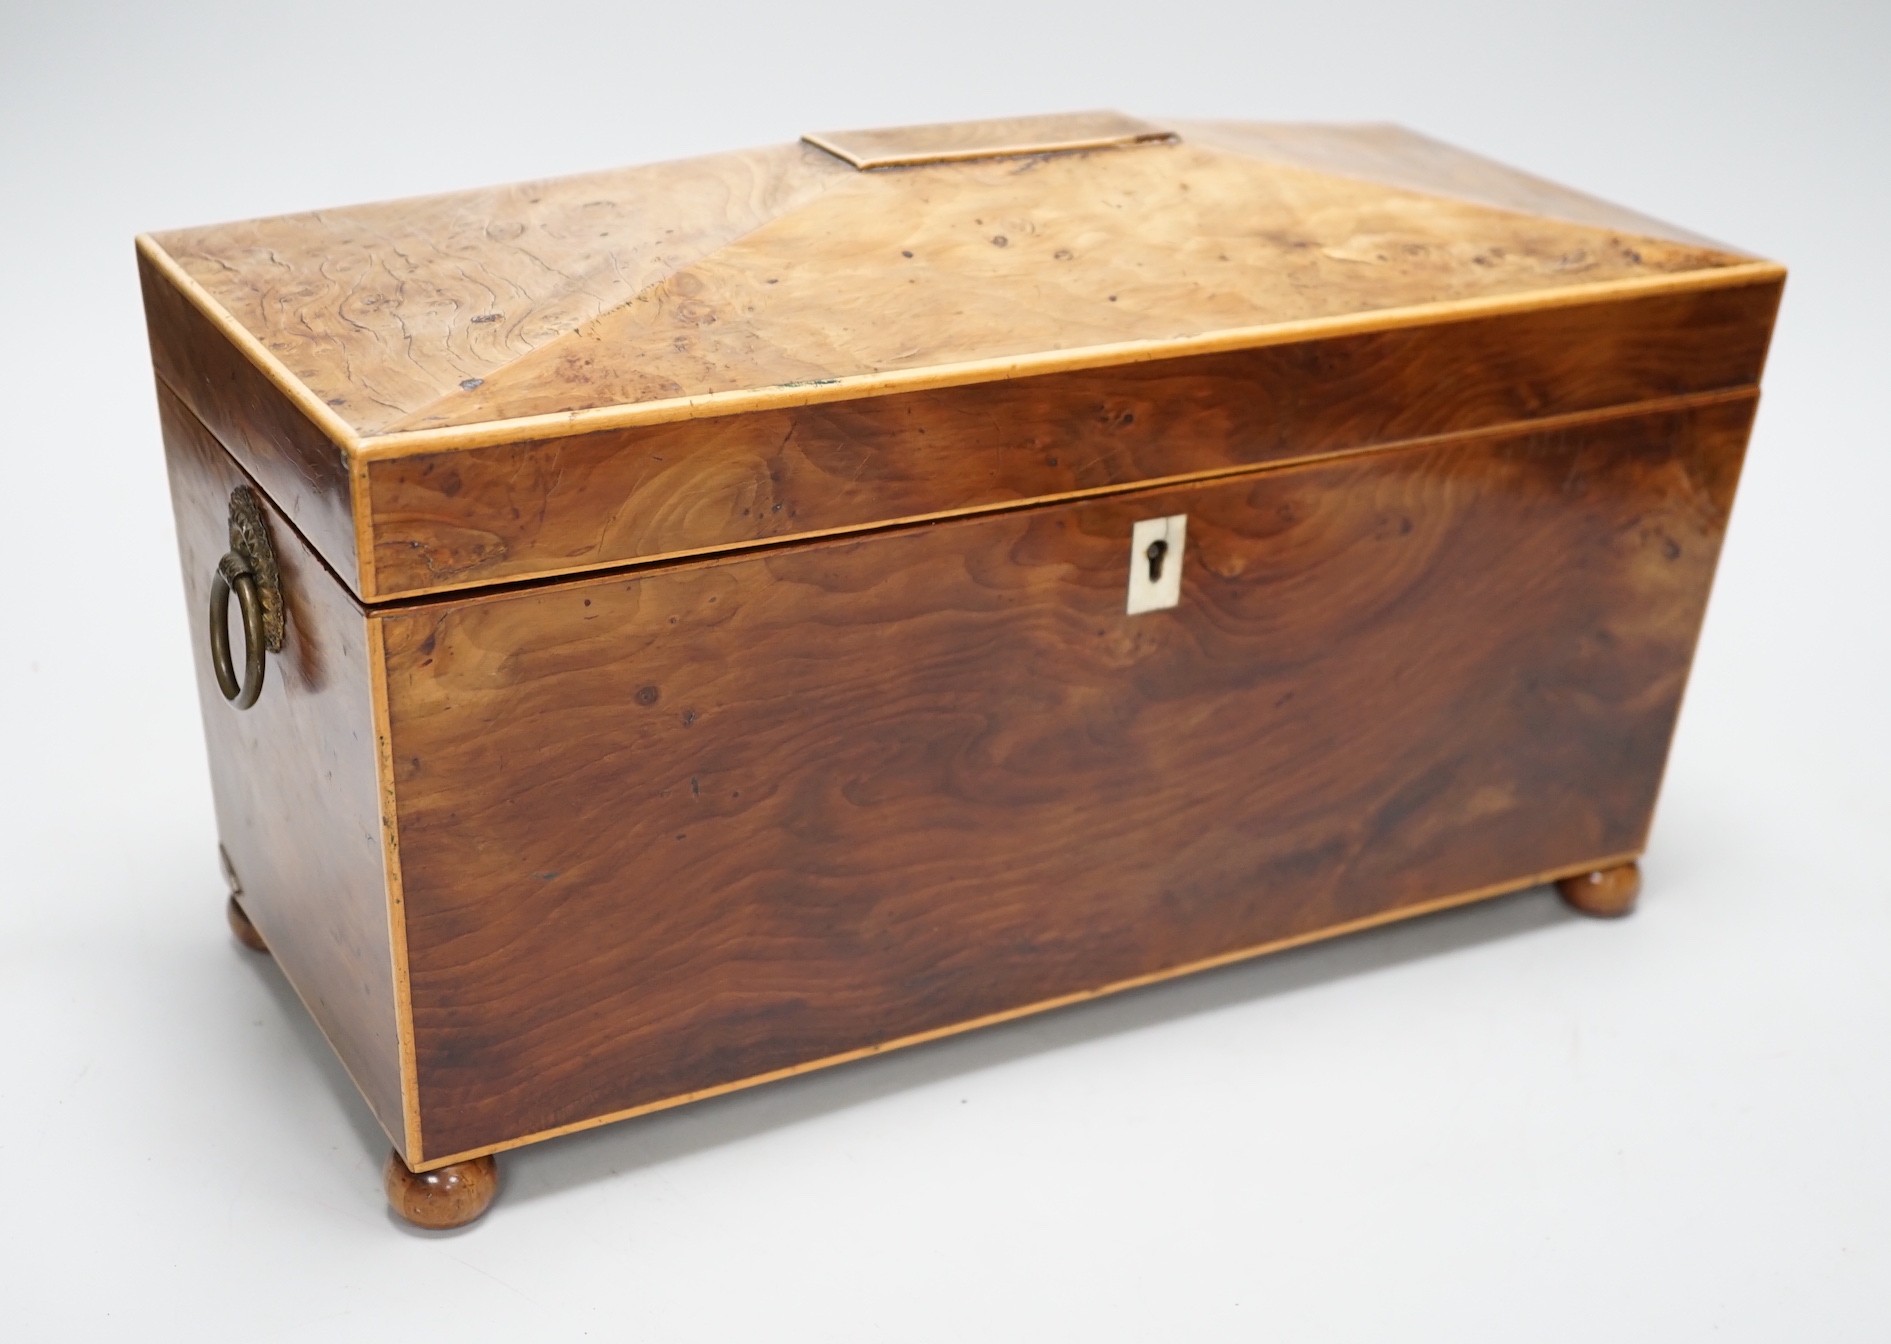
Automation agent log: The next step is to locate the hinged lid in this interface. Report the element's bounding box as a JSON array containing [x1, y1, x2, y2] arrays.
[[138, 115, 1782, 603]]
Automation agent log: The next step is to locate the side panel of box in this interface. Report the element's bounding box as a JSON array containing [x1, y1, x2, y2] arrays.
[[160, 385, 410, 1154], [382, 394, 1752, 1164], [361, 279, 1779, 600]]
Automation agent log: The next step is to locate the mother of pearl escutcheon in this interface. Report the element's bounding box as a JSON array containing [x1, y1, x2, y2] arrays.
[[1127, 514, 1187, 615]]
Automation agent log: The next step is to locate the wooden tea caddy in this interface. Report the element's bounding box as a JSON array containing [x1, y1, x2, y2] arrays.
[[138, 111, 1783, 1228]]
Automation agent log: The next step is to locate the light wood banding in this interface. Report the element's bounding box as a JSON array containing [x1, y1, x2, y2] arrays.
[[140, 121, 1779, 603], [383, 399, 1751, 1161], [144, 121, 1756, 445], [359, 278, 1780, 600], [139, 116, 1783, 1194], [161, 387, 409, 1154], [410, 850, 1636, 1169], [140, 243, 364, 589]]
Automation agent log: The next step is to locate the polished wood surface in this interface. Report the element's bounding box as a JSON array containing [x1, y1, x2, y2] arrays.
[[226, 896, 270, 954], [363, 148, 1742, 436], [360, 280, 1779, 600], [380, 398, 1750, 1162], [141, 117, 1785, 1214], [352, 266, 1779, 462], [409, 854, 1633, 1165], [143, 120, 1753, 447], [1179, 121, 1738, 251], [145, 144, 851, 439], [138, 119, 1780, 610], [161, 387, 410, 1155], [139, 244, 364, 592], [1556, 862, 1643, 918], [805, 110, 1175, 169], [383, 1151, 498, 1230]]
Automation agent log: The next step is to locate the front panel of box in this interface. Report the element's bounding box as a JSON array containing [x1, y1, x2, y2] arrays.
[[379, 396, 1752, 1163]]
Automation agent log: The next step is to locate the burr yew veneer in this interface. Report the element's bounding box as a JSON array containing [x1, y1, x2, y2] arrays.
[[140, 111, 1782, 1228]]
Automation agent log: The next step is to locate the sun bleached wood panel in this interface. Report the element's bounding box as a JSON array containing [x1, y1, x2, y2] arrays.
[[161, 386, 410, 1154], [149, 142, 857, 434], [381, 397, 1753, 1161], [391, 141, 1742, 431], [359, 278, 1780, 599], [1180, 120, 1735, 251]]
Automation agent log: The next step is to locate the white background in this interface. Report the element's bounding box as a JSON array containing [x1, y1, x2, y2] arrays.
[[2, 2, 1886, 1338]]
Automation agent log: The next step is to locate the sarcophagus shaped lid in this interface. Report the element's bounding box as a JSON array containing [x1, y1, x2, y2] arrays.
[[139, 112, 1780, 601]]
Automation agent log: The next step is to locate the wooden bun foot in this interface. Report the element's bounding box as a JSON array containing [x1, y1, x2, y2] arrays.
[[1556, 862, 1642, 918], [226, 895, 270, 953], [385, 1151, 500, 1230]]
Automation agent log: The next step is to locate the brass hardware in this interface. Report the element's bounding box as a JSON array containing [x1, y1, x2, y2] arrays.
[[207, 486, 283, 710]]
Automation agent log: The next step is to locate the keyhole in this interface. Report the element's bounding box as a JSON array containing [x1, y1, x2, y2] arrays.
[[1145, 538, 1169, 583]]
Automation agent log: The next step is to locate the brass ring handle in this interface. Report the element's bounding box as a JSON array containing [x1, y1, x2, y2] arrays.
[[208, 486, 286, 711], [209, 553, 268, 710]]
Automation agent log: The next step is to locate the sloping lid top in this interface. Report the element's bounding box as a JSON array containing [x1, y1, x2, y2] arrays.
[[145, 114, 1760, 451]]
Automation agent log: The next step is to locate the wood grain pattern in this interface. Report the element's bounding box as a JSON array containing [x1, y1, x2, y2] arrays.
[[383, 1151, 498, 1229], [161, 386, 409, 1154], [1181, 120, 1738, 251], [383, 142, 1743, 434], [148, 143, 854, 436], [141, 244, 362, 588], [805, 110, 1175, 169], [142, 121, 1753, 449], [409, 852, 1632, 1167], [381, 397, 1753, 1161], [360, 278, 1780, 600]]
